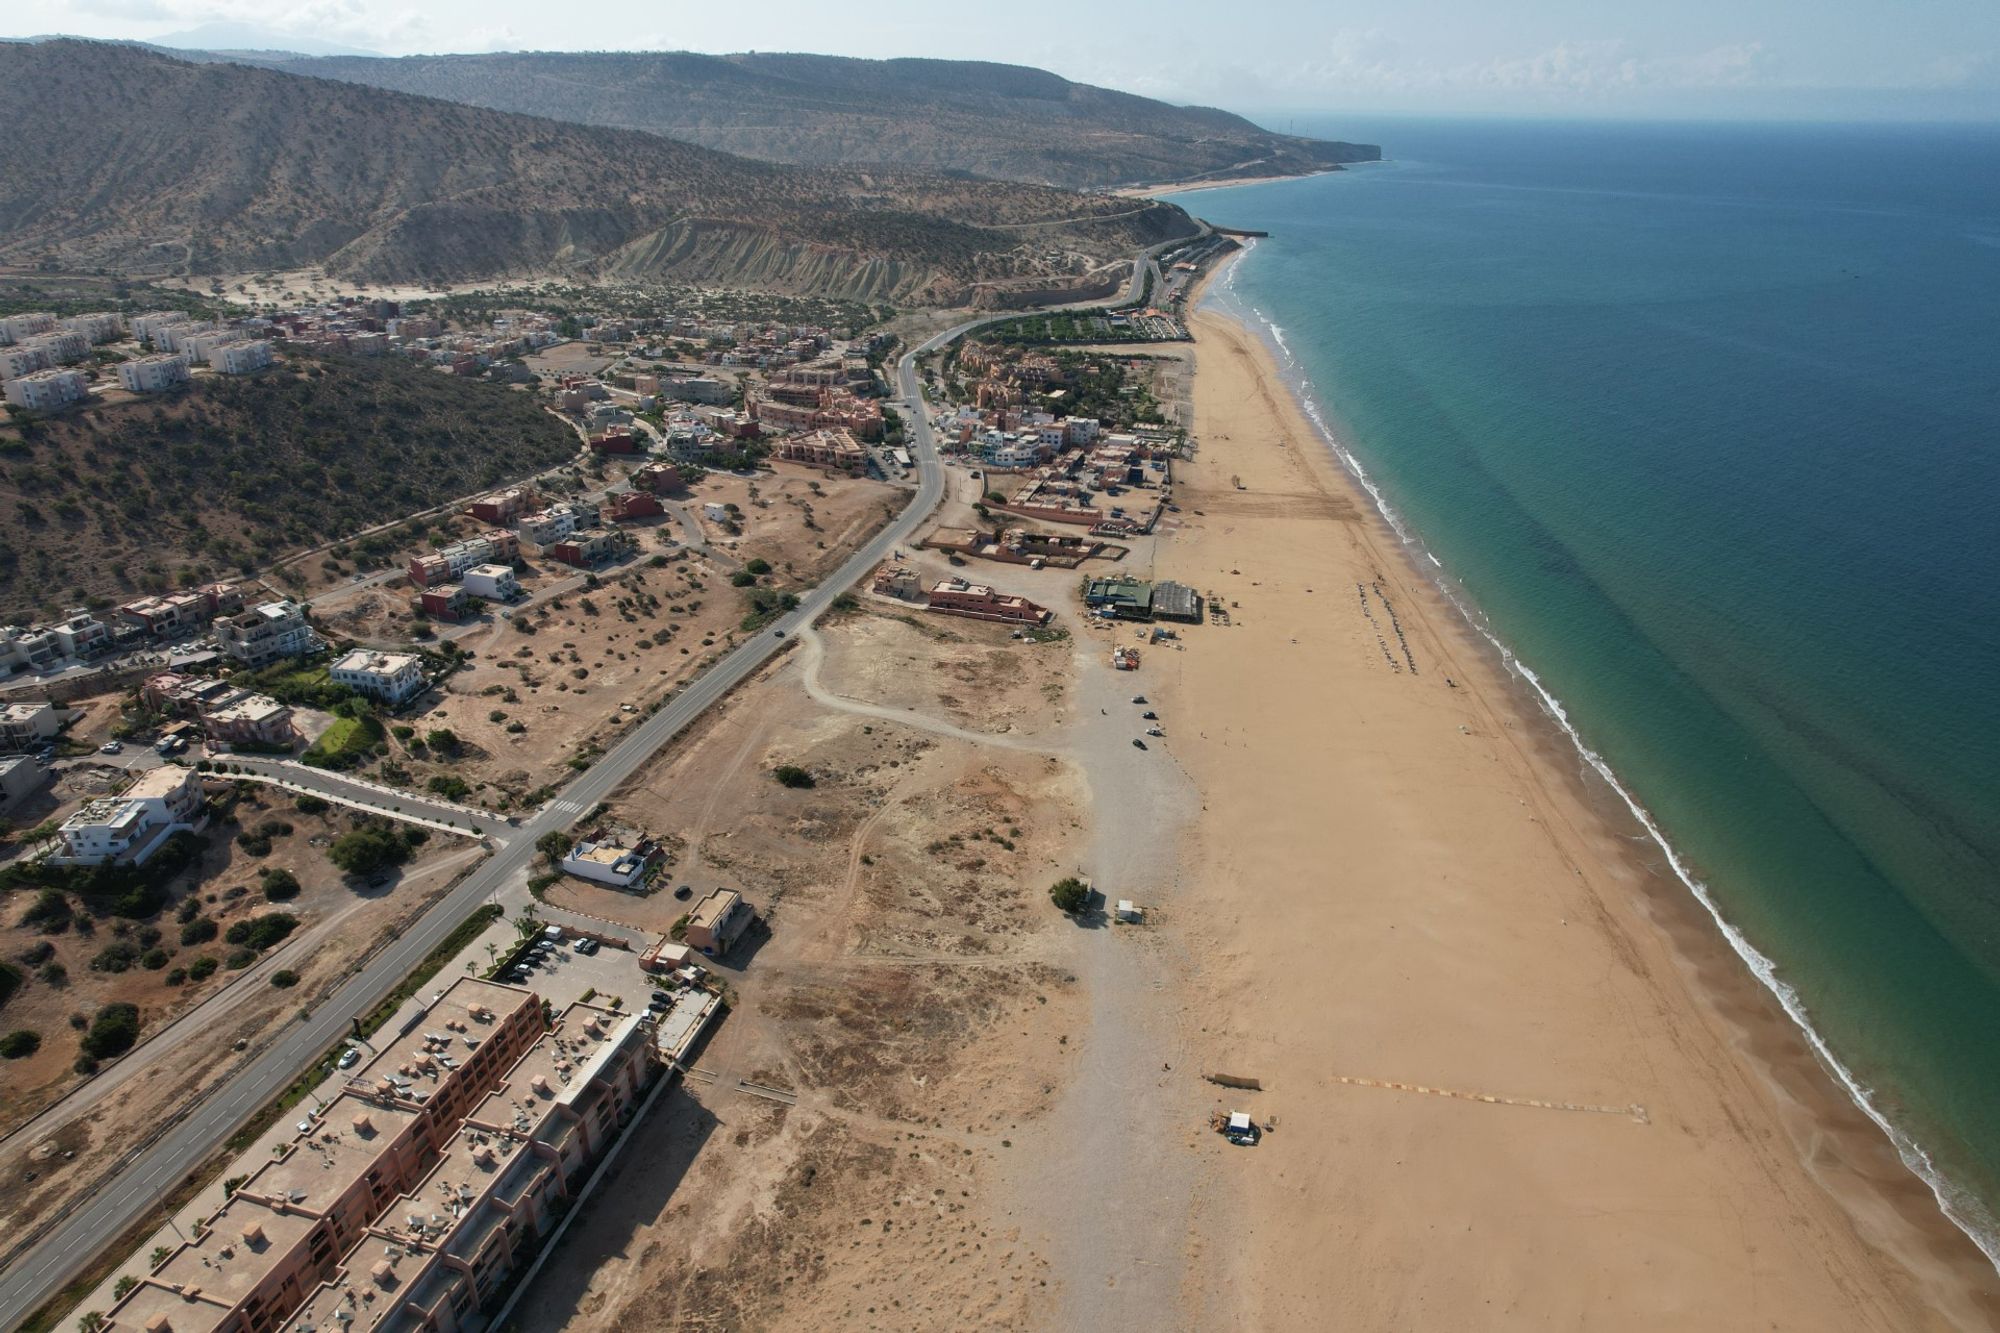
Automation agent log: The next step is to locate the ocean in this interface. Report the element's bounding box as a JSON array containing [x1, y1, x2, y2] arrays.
[[1171, 117, 2000, 1260]]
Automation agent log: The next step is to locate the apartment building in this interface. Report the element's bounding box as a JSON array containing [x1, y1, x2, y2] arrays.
[[102, 978, 661, 1333], [466, 488, 537, 525], [209, 338, 274, 375], [600, 490, 662, 524], [684, 888, 754, 957], [0, 701, 61, 750], [28, 329, 91, 365], [406, 531, 520, 588], [53, 766, 204, 865], [588, 427, 641, 454], [50, 610, 111, 660], [118, 353, 192, 393], [630, 462, 683, 495], [154, 321, 218, 355], [516, 503, 587, 548], [419, 584, 473, 622], [129, 311, 190, 348], [0, 343, 51, 380], [330, 650, 425, 705], [547, 532, 617, 568], [925, 577, 1052, 627], [216, 600, 315, 667], [3, 367, 89, 412], [119, 589, 214, 636], [0, 311, 56, 345], [0, 626, 62, 675], [63, 311, 125, 344], [774, 427, 867, 474], [203, 693, 296, 748], [0, 754, 43, 808], [460, 564, 519, 602]]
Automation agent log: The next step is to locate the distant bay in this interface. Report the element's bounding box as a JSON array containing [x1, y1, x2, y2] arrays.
[[1171, 116, 2000, 1259]]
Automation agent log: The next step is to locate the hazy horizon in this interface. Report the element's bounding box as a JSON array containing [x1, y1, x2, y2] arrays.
[[5, 0, 1996, 123]]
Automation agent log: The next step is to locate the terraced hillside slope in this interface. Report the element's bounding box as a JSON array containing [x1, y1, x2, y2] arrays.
[[0, 353, 578, 620], [266, 50, 1380, 189], [0, 42, 1197, 302]]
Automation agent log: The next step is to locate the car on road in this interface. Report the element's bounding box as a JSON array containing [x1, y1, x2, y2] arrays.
[[99, 740, 122, 754], [773, 628, 786, 638], [337, 1048, 360, 1069], [1132, 738, 1148, 750]]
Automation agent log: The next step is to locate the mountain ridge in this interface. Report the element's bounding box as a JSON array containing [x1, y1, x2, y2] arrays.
[[0, 41, 1198, 304], [262, 49, 1382, 189]]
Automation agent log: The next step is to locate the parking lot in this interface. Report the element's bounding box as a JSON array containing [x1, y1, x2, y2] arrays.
[[495, 926, 675, 1015]]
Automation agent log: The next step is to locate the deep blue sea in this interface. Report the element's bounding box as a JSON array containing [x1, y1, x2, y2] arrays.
[[1170, 117, 2000, 1259]]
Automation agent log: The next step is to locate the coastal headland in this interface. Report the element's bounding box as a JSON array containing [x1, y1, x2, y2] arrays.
[[1138, 295, 2000, 1327]]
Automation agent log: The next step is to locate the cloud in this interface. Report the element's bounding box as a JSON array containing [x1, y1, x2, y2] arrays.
[[65, 0, 179, 20]]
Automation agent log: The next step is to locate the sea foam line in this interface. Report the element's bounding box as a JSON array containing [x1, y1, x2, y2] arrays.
[[1197, 260, 2000, 1274]]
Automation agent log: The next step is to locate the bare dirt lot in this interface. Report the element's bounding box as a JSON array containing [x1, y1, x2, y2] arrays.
[[507, 612, 1093, 1331], [0, 786, 480, 1240]]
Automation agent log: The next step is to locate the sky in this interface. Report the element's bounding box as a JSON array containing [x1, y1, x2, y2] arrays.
[[10, 0, 1999, 121]]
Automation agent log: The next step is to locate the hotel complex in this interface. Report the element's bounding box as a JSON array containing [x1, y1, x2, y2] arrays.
[[102, 978, 660, 1333]]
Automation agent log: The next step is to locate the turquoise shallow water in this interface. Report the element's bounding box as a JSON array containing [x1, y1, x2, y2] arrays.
[[1169, 117, 2000, 1258]]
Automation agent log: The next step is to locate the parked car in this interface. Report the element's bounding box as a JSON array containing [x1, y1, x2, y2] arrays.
[[337, 1048, 361, 1070], [1142, 711, 1158, 720], [574, 937, 600, 956], [1131, 695, 1148, 704], [1147, 727, 1165, 737], [1132, 738, 1148, 750], [99, 740, 122, 754], [674, 885, 694, 900]]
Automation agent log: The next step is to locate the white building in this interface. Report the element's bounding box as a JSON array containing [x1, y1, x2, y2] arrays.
[[517, 502, 586, 547], [560, 840, 651, 888], [0, 343, 50, 380], [329, 649, 425, 705], [129, 312, 189, 349], [28, 330, 90, 365], [3, 367, 89, 412], [215, 600, 315, 667], [0, 701, 61, 750], [181, 328, 241, 363], [461, 563, 520, 601], [50, 610, 110, 660], [118, 354, 191, 393], [63, 312, 125, 344], [209, 339, 273, 375], [153, 321, 217, 355], [0, 753, 43, 808], [0, 312, 56, 345], [53, 766, 204, 865]]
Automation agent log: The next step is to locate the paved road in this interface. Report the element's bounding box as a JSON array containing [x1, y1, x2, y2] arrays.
[[0, 238, 1185, 1328], [220, 756, 513, 840]]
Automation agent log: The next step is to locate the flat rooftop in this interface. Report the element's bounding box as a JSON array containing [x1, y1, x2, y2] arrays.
[[241, 1091, 420, 1216]]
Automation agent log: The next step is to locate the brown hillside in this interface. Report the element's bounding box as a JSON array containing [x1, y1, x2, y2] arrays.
[[0, 42, 1198, 302], [266, 50, 1382, 190]]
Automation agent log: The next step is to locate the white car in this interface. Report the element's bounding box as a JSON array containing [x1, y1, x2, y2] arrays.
[[99, 741, 122, 754], [337, 1048, 361, 1069]]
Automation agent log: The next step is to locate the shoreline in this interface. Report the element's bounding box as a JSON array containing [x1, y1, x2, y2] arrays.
[[1194, 240, 2000, 1281], [1113, 168, 1345, 200], [1151, 273, 2000, 1324]]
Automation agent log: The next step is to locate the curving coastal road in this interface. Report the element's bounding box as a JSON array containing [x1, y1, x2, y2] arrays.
[[0, 242, 1177, 1330]]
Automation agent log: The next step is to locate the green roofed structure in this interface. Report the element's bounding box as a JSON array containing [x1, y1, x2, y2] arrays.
[[1083, 575, 1154, 620]]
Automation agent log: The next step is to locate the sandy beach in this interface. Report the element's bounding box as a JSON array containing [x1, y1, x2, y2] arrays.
[[1144, 298, 2000, 1328]]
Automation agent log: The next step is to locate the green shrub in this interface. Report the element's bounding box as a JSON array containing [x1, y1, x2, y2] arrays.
[[293, 793, 328, 815], [301, 715, 385, 771], [270, 970, 299, 988], [90, 943, 138, 973], [1049, 877, 1091, 915], [772, 765, 815, 789], [188, 956, 218, 980], [427, 774, 470, 800], [225, 949, 256, 970], [139, 948, 170, 971], [327, 825, 413, 876], [224, 913, 298, 951], [23, 889, 72, 933], [0, 1029, 40, 1058], [744, 557, 772, 576], [260, 869, 301, 902], [80, 1003, 140, 1059], [180, 917, 219, 946]]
